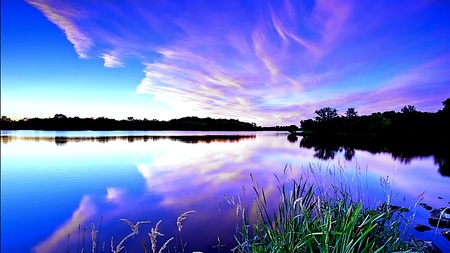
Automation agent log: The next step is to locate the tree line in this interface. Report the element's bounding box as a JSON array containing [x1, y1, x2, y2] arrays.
[[299, 98, 450, 139], [296, 98, 450, 176], [0, 115, 294, 131]]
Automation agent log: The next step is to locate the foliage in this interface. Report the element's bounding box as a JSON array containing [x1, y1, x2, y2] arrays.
[[61, 165, 445, 253], [66, 211, 195, 253], [401, 105, 417, 114], [232, 168, 414, 253], [345, 107, 358, 118], [299, 98, 450, 139], [288, 124, 298, 133], [442, 98, 450, 113], [314, 107, 339, 122], [0, 115, 261, 131]]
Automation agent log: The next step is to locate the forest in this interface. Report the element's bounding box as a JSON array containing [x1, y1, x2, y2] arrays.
[[299, 98, 450, 139], [0, 115, 292, 131], [294, 98, 450, 177]]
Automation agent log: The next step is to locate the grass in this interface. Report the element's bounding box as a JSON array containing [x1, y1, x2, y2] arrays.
[[230, 165, 426, 253], [66, 211, 195, 253], [66, 164, 443, 253]]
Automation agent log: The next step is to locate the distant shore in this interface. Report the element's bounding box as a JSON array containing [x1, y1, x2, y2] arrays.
[[0, 115, 293, 131]]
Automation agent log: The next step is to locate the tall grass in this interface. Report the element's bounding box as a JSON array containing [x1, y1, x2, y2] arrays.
[[231, 164, 416, 253], [65, 163, 443, 253], [66, 211, 195, 253]]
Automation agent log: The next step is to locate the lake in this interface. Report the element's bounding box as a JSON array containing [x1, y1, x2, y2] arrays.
[[1, 130, 449, 252]]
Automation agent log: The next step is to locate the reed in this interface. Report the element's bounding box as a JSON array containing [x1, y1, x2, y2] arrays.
[[65, 164, 446, 252], [66, 211, 195, 253], [231, 165, 418, 253]]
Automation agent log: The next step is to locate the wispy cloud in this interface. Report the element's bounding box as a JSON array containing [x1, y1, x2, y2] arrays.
[[26, 0, 93, 58], [306, 54, 450, 115], [132, 0, 358, 124], [312, 0, 351, 53], [25, 0, 450, 124], [100, 53, 124, 68]]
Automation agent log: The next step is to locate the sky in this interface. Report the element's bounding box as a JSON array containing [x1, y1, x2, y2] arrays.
[[1, 0, 450, 126]]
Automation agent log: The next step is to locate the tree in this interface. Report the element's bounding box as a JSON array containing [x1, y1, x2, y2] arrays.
[[1, 116, 12, 122], [401, 105, 416, 113], [288, 124, 298, 133], [345, 107, 358, 118], [314, 107, 338, 122], [54, 114, 67, 119], [443, 98, 450, 112]]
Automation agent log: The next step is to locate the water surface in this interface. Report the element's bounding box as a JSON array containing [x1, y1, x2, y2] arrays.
[[1, 130, 449, 252]]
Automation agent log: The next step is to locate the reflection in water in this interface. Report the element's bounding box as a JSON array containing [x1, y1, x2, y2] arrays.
[[1, 134, 256, 145], [2, 131, 449, 253], [435, 157, 450, 177], [287, 134, 298, 143], [33, 196, 97, 253], [299, 135, 450, 177]]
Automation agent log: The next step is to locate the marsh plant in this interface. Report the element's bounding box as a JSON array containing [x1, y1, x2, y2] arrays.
[[66, 163, 443, 253], [66, 211, 195, 253], [230, 164, 422, 253]]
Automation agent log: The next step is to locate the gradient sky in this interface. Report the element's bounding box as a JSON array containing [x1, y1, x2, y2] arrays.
[[1, 0, 450, 125]]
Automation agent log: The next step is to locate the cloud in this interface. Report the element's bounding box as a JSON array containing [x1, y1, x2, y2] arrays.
[[26, 0, 93, 58], [100, 53, 124, 68], [251, 27, 280, 76], [27, 0, 356, 124], [133, 0, 358, 124], [134, 1, 333, 124], [305, 54, 450, 115], [25, 0, 450, 124], [312, 0, 351, 52], [359, 55, 450, 112]]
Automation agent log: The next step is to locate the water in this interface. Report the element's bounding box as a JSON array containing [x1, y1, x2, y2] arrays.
[[1, 130, 449, 252]]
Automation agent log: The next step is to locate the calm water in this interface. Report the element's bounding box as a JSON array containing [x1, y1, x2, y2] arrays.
[[1, 130, 449, 252]]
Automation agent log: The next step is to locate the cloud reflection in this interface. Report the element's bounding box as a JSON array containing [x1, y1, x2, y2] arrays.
[[106, 187, 126, 203], [17, 133, 449, 252], [33, 196, 97, 253]]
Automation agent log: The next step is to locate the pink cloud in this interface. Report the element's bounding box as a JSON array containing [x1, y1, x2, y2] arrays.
[[24, 0, 449, 124]]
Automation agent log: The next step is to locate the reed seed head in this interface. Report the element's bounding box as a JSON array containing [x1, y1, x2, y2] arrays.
[[177, 211, 195, 232]]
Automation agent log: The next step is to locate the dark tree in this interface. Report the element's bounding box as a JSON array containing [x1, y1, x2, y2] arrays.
[[1, 116, 12, 122], [345, 107, 358, 118], [288, 124, 298, 133], [54, 114, 67, 119], [314, 107, 338, 122], [401, 105, 416, 113], [443, 98, 450, 112]]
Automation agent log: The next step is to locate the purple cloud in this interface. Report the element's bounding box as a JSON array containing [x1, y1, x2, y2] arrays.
[[24, 0, 450, 125]]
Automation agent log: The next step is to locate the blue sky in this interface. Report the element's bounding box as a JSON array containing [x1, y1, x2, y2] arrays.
[[1, 0, 450, 125]]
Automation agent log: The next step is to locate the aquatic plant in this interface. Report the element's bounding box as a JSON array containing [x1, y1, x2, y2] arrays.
[[230, 165, 420, 253], [66, 211, 195, 253], [64, 164, 448, 253], [111, 219, 150, 253]]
